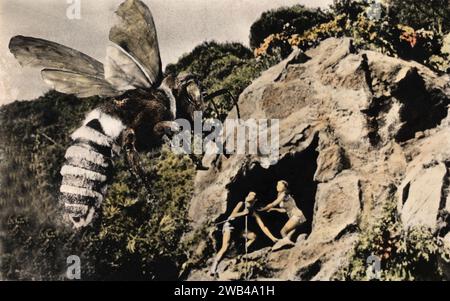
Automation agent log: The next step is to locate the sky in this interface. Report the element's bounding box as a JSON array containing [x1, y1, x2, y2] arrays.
[[0, 0, 333, 105]]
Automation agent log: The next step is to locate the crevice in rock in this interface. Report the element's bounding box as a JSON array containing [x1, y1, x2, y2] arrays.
[[402, 182, 411, 206], [437, 162, 450, 237], [361, 96, 392, 146], [437, 210, 450, 237], [361, 53, 374, 95], [439, 163, 450, 211], [213, 136, 319, 255], [335, 224, 358, 241], [296, 260, 322, 280]]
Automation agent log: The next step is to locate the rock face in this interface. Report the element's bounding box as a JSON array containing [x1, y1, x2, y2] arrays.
[[184, 38, 450, 280]]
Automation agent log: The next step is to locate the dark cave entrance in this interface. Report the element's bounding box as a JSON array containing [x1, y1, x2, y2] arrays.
[[214, 136, 319, 255]]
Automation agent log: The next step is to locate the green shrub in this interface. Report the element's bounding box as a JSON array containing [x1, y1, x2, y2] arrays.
[[386, 0, 450, 34], [336, 200, 450, 281], [85, 147, 195, 280], [249, 5, 330, 50], [165, 41, 253, 79], [331, 0, 369, 19]]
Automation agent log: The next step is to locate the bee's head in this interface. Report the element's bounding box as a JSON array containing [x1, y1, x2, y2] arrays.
[[170, 72, 206, 123]]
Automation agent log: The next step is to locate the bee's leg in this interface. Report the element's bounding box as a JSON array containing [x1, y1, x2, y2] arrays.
[[64, 206, 96, 230], [153, 121, 181, 140], [121, 128, 156, 199], [122, 128, 137, 151], [122, 128, 143, 181], [123, 129, 138, 174]]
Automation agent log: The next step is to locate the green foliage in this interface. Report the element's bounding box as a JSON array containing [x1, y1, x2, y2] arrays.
[[249, 5, 330, 50], [178, 221, 215, 278], [165, 41, 253, 79], [331, 0, 368, 20], [386, 0, 450, 34], [96, 148, 195, 280], [336, 201, 450, 280]]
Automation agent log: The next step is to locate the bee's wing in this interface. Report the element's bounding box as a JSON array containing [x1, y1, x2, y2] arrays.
[[105, 43, 153, 91], [9, 35, 118, 97], [108, 0, 162, 88], [42, 69, 118, 98]]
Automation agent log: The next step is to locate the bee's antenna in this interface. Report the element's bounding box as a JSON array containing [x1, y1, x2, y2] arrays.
[[204, 89, 241, 120], [210, 99, 221, 118]]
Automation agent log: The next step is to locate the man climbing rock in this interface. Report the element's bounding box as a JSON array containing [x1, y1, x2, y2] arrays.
[[210, 191, 278, 276]]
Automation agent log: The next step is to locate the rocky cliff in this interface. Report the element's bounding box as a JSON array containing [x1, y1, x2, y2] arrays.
[[183, 38, 450, 280]]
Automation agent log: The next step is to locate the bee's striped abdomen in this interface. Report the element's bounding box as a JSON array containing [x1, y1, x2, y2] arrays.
[[59, 108, 125, 228]]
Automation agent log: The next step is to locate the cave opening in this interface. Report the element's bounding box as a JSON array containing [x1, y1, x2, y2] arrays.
[[213, 137, 319, 256]]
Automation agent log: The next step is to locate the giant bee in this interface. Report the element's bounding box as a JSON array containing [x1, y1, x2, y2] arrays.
[[9, 0, 229, 229]]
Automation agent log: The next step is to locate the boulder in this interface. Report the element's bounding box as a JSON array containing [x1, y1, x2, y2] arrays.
[[310, 172, 361, 243], [399, 163, 447, 231]]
